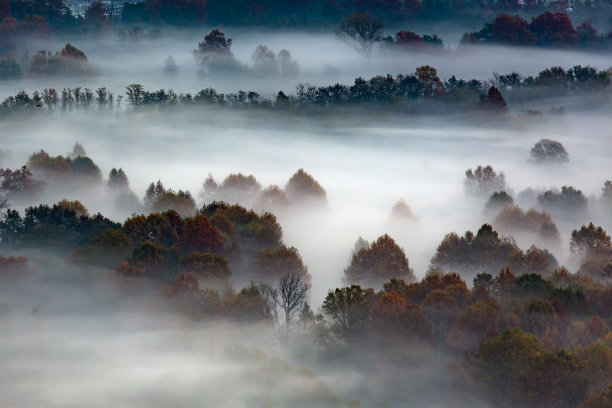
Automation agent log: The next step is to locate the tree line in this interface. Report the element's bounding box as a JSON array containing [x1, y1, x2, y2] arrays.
[[1, 64, 611, 118]]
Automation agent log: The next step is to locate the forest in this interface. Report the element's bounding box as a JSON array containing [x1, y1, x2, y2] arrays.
[[1, 0, 612, 407]]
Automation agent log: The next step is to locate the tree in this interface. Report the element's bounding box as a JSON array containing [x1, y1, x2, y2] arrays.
[[56, 199, 89, 218], [0, 166, 44, 198], [494, 205, 560, 245], [143, 180, 166, 208], [322, 285, 375, 343], [464, 165, 507, 197], [199, 174, 218, 202], [570, 223, 611, 256], [481, 86, 509, 114], [193, 29, 235, 72], [179, 215, 224, 254], [390, 198, 415, 220], [519, 350, 588, 407], [264, 271, 310, 343], [123, 213, 178, 247], [255, 245, 310, 283], [486, 13, 537, 46], [335, 12, 384, 58], [252, 45, 278, 75], [278, 49, 298, 77], [151, 190, 196, 217], [530, 139, 569, 163], [163, 55, 178, 76], [415, 65, 443, 97], [179, 251, 231, 280], [529, 12, 578, 47], [538, 186, 587, 215], [484, 191, 513, 215], [107, 168, 129, 190], [254, 185, 290, 212], [84, 1, 110, 32], [218, 173, 261, 204], [128, 240, 166, 277], [393, 30, 423, 48], [475, 329, 542, 402], [285, 169, 326, 204], [344, 234, 414, 286], [371, 291, 432, 342]]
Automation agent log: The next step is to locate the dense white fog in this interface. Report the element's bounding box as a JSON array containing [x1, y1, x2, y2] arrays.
[[3, 30, 612, 98], [2, 106, 611, 303]]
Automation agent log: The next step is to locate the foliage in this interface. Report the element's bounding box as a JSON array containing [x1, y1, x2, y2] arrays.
[[465, 165, 507, 197], [344, 234, 414, 286], [530, 139, 569, 163]]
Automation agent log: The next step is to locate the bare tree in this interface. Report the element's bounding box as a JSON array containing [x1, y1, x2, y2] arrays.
[[335, 12, 384, 58], [262, 272, 310, 344]]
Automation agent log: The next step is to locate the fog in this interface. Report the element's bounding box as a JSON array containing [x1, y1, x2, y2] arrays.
[[2, 28, 612, 408], [3, 29, 612, 98], [2, 105, 610, 303]]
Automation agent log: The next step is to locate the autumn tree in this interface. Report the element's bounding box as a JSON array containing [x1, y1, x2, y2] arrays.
[[344, 234, 414, 286], [482, 13, 537, 46], [371, 290, 432, 342], [128, 240, 166, 278], [322, 285, 375, 343], [570, 223, 611, 257], [178, 251, 231, 280], [123, 212, 178, 247], [481, 86, 509, 114], [390, 198, 415, 220], [529, 12, 578, 47], [178, 215, 224, 254], [494, 205, 560, 246], [255, 245, 310, 283], [464, 165, 507, 197], [285, 169, 327, 205], [193, 29, 239, 73], [163, 273, 222, 317], [254, 185, 290, 212], [335, 12, 384, 58], [415, 65, 443, 97], [475, 329, 543, 403], [152, 190, 196, 217], [223, 284, 271, 322], [571, 223, 612, 281], [217, 173, 261, 204], [393, 30, 423, 48]]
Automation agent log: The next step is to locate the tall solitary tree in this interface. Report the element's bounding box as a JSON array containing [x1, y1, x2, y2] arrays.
[[335, 12, 384, 58]]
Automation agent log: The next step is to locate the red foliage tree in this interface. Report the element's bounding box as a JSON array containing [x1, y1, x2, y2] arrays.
[[490, 13, 537, 46], [394, 30, 423, 48], [529, 12, 578, 47], [179, 215, 224, 254]]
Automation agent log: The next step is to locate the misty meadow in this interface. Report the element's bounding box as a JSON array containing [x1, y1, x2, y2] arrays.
[[1, 1, 612, 408]]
